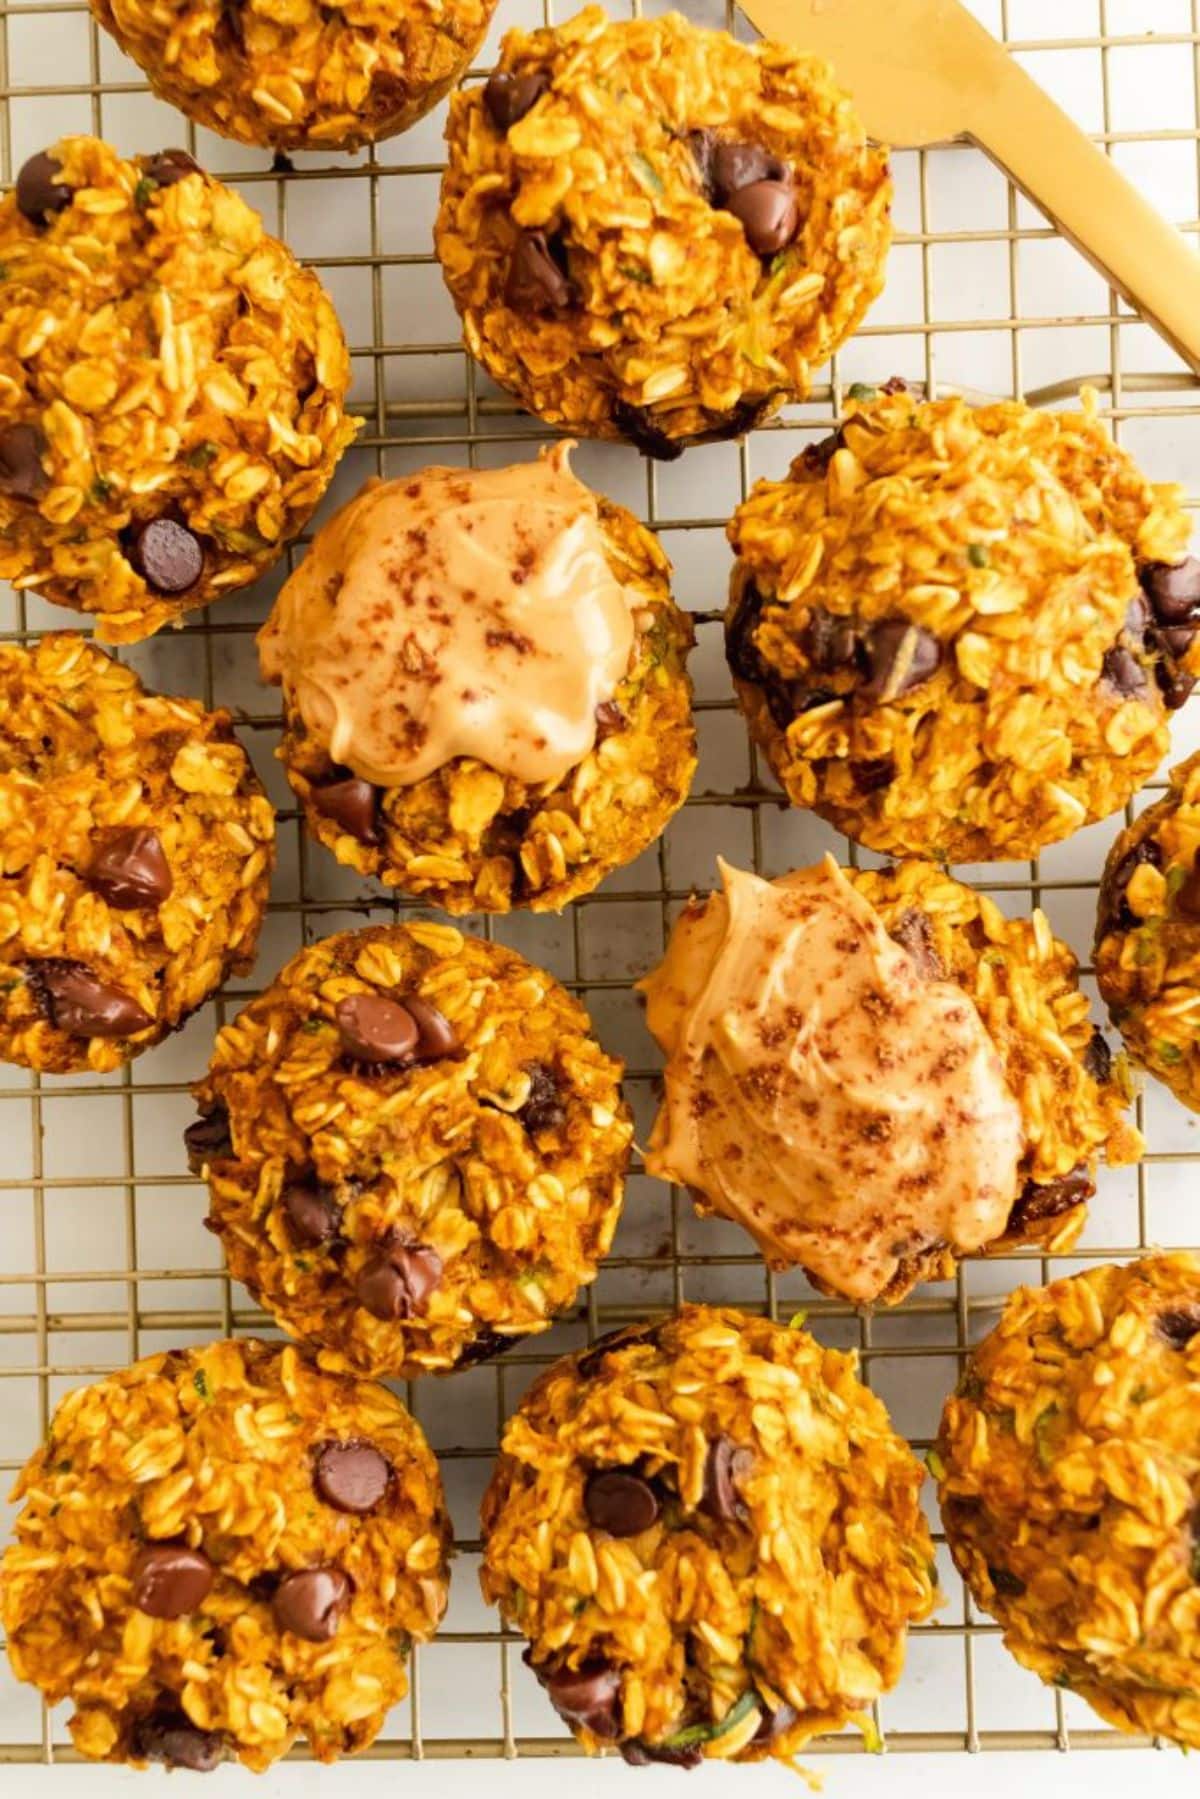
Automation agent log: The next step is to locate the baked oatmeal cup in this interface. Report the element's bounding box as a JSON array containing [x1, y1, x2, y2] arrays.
[[935, 1253, 1200, 1750], [258, 442, 696, 913], [435, 8, 891, 457], [0, 633, 275, 1076], [482, 1305, 937, 1766], [192, 921, 632, 1378], [726, 384, 1195, 861], [0, 1338, 450, 1771], [0, 136, 357, 642], [91, 0, 495, 151], [640, 856, 1140, 1305], [1096, 746, 1200, 1112]]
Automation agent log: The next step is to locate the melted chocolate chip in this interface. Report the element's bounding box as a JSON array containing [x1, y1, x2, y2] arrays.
[[610, 398, 685, 462], [484, 69, 549, 130], [1008, 1165, 1094, 1232], [860, 619, 942, 703], [132, 1544, 214, 1618], [314, 1440, 391, 1513], [1140, 557, 1200, 626], [1082, 1027, 1113, 1085], [850, 755, 896, 794], [335, 993, 419, 1064], [527, 1652, 622, 1739], [15, 151, 71, 225], [684, 128, 716, 193], [518, 1061, 566, 1134], [128, 517, 204, 595], [1101, 644, 1149, 701], [506, 230, 573, 312], [185, 1103, 231, 1172], [890, 908, 944, 980], [89, 826, 172, 909], [26, 959, 151, 1039], [355, 1239, 443, 1320], [801, 608, 859, 673], [1157, 660, 1196, 710], [272, 1566, 352, 1641], [1103, 837, 1164, 932], [700, 1435, 754, 1524], [799, 430, 844, 475], [144, 149, 201, 187], [576, 1321, 661, 1381], [584, 1469, 660, 1537], [283, 1180, 342, 1248], [0, 423, 50, 501], [404, 995, 459, 1061], [134, 1708, 225, 1772], [312, 774, 379, 844], [711, 140, 787, 199], [595, 698, 628, 740], [454, 1322, 523, 1368], [1158, 1307, 1200, 1349], [620, 1740, 705, 1768], [987, 1565, 1027, 1598], [726, 178, 799, 256]]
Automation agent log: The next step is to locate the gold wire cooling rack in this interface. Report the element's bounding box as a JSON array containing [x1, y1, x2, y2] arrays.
[[2, 0, 1200, 1768]]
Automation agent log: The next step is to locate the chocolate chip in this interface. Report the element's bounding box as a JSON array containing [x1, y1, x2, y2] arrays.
[[1157, 660, 1196, 710], [335, 993, 419, 1064], [610, 398, 685, 462], [726, 179, 799, 257], [620, 1741, 705, 1768], [128, 517, 204, 595], [595, 698, 627, 740], [799, 430, 844, 475], [850, 755, 896, 793], [576, 1321, 661, 1381], [860, 619, 942, 703], [1007, 1165, 1094, 1232], [880, 375, 909, 395], [26, 959, 151, 1039], [518, 1062, 566, 1134], [89, 826, 172, 909], [1103, 837, 1163, 931], [134, 1708, 225, 1772], [455, 1322, 522, 1368], [1140, 557, 1200, 626], [15, 151, 71, 225], [802, 608, 859, 673], [355, 1239, 442, 1320], [185, 1103, 231, 1172], [143, 148, 201, 187], [506, 230, 573, 312], [753, 1699, 799, 1746], [272, 1566, 352, 1641], [404, 995, 459, 1061], [312, 775, 379, 844], [1158, 1307, 1200, 1349], [890, 908, 944, 980], [584, 1469, 660, 1537], [1153, 622, 1197, 660], [1101, 644, 1149, 701], [132, 1544, 214, 1618], [314, 1440, 391, 1514], [1082, 1027, 1113, 1085], [0, 423, 50, 501], [684, 127, 716, 193], [987, 1565, 1026, 1597], [283, 1180, 342, 1248], [484, 69, 549, 130], [700, 1435, 754, 1524], [527, 1653, 622, 1739], [711, 140, 787, 200]]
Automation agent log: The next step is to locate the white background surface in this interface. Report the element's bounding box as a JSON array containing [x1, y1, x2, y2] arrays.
[[4, 0, 1200, 1790]]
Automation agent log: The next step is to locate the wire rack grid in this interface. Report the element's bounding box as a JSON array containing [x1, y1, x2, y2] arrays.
[[1, 0, 1200, 1771]]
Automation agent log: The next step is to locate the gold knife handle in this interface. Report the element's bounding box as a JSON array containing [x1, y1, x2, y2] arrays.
[[962, 19, 1200, 376]]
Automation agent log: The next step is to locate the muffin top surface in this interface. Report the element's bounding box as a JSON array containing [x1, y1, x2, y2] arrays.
[[0, 136, 357, 641], [0, 1338, 450, 1771]]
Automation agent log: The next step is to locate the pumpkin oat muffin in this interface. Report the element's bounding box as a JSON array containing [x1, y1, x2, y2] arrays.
[[192, 921, 632, 1378], [935, 1254, 1200, 1749], [0, 1337, 450, 1771], [482, 1305, 937, 1766], [258, 443, 696, 913], [726, 384, 1195, 861], [0, 136, 357, 643], [0, 633, 274, 1076], [90, 0, 495, 151], [640, 857, 1140, 1306], [435, 8, 891, 458], [1096, 746, 1200, 1112]]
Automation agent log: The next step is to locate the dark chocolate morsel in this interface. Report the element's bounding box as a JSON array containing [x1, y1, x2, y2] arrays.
[[355, 1239, 443, 1320], [890, 908, 944, 980], [484, 69, 549, 130], [144, 149, 202, 187], [132, 1544, 214, 1618], [1140, 556, 1200, 626], [799, 430, 844, 475], [335, 992, 419, 1064], [314, 1439, 391, 1513], [595, 698, 628, 739], [518, 1061, 566, 1134], [850, 756, 896, 794], [404, 995, 459, 1061], [1082, 1027, 1113, 1085], [610, 397, 685, 462], [1104, 836, 1164, 931], [725, 178, 799, 257], [1101, 644, 1149, 701], [1158, 1307, 1200, 1350], [859, 619, 942, 703], [128, 517, 204, 595], [1007, 1165, 1094, 1232], [620, 1740, 705, 1768], [684, 127, 716, 194], [26, 958, 152, 1039], [272, 1566, 352, 1641], [711, 140, 787, 199], [801, 608, 858, 673], [283, 1180, 342, 1248], [1158, 660, 1197, 710], [506, 230, 573, 312], [0, 423, 51, 501], [700, 1435, 754, 1524], [134, 1708, 225, 1772], [527, 1652, 622, 1739], [987, 1565, 1027, 1598], [89, 826, 172, 909], [312, 774, 379, 844], [584, 1469, 660, 1538], [185, 1103, 232, 1172], [576, 1321, 662, 1381], [454, 1322, 524, 1368], [16, 151, 72, 225]]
